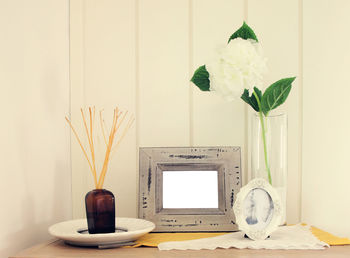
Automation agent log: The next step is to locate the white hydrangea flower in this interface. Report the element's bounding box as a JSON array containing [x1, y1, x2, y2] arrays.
[[206, 38, 267, 101]]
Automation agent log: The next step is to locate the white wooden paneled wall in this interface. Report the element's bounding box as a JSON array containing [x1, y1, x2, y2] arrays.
[[302, 0, 350, 237], [70, 0, 302, 224]]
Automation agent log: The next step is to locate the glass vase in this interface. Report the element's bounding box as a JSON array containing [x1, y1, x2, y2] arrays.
[[251, 112, 287, 225], [85, 189, 115, 234]]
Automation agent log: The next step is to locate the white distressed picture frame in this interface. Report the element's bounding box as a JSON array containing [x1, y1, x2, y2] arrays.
[[233, 178, 282, 240], [139, 147, 242, 232]]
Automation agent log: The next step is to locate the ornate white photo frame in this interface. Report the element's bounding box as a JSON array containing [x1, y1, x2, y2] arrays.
[[233, 178, 282, 240]]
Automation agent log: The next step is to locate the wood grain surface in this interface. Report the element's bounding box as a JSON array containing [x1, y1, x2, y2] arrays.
[[10, 239, 350, 258]]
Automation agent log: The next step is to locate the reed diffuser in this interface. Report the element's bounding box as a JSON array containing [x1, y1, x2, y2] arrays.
[[66, 107, 134, 234]]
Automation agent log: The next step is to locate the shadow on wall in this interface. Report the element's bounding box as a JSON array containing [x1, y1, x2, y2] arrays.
[[0, 58, 71, 257], [0, 115, 71, 257], [2, 196, 42, 257], [2, 162, 70, 257]]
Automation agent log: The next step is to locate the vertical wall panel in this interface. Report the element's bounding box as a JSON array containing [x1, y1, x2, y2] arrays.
[[192, 0, 246, 178], [302, 0, 350, 237], [71, 0, 137, 218], [248, 0, 301, 224], [70, 0, 88, 220], [138, 0, 190, 147]]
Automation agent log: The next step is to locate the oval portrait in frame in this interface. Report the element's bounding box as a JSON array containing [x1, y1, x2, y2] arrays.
[[233, 178, 282, 240]]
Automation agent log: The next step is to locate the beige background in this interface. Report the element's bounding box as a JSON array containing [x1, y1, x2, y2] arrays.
[[0, 0, 71, 257], [70, 0, 302, 226], [70, 0, 350, 238], [302, 0, 350, 237], [2, 0, 350, 257]]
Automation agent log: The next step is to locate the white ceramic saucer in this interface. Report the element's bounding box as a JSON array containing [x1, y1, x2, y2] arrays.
[[49, 217, 155, 248]]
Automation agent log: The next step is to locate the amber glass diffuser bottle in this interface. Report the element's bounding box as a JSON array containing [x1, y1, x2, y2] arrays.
[[85, 189, 115, 234]]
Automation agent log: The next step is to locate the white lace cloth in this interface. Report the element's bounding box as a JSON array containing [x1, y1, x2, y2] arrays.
[[158, 224, 329, 251]]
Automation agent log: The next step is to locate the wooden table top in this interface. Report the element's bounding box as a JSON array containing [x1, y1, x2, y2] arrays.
[[10, 239, 350, 258]]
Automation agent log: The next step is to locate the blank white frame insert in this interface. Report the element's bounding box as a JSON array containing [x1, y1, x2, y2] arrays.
[[162, 170, 218, 209]]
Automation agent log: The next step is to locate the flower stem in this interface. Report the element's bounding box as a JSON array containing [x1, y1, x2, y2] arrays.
[[258, 110, 272, 184], [252, 92, 272, 184]]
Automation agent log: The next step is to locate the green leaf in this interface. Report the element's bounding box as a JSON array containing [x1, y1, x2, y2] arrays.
[[228, 21, 258, 43], [241, 87, 262, 112], [253, 87, 262, 102], [241, 89, 254, 110], [190, 65, 210, 91], [261, 77, 296, 116]]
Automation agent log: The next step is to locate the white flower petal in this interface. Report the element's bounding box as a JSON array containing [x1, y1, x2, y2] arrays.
[[206, 38, 267, 101]]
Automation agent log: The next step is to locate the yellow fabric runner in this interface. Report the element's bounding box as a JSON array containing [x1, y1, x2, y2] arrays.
[[310, 226, 350, 246], [131, 225, 350, 248], [133, 232, 227, 247]]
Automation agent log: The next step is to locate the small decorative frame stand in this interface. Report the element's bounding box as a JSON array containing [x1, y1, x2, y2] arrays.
[[233, 178, 282, 240], [139, 147, 242, 232]]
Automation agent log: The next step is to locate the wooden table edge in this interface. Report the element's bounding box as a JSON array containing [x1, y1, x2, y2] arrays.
[[9, 239, 350, 258]]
